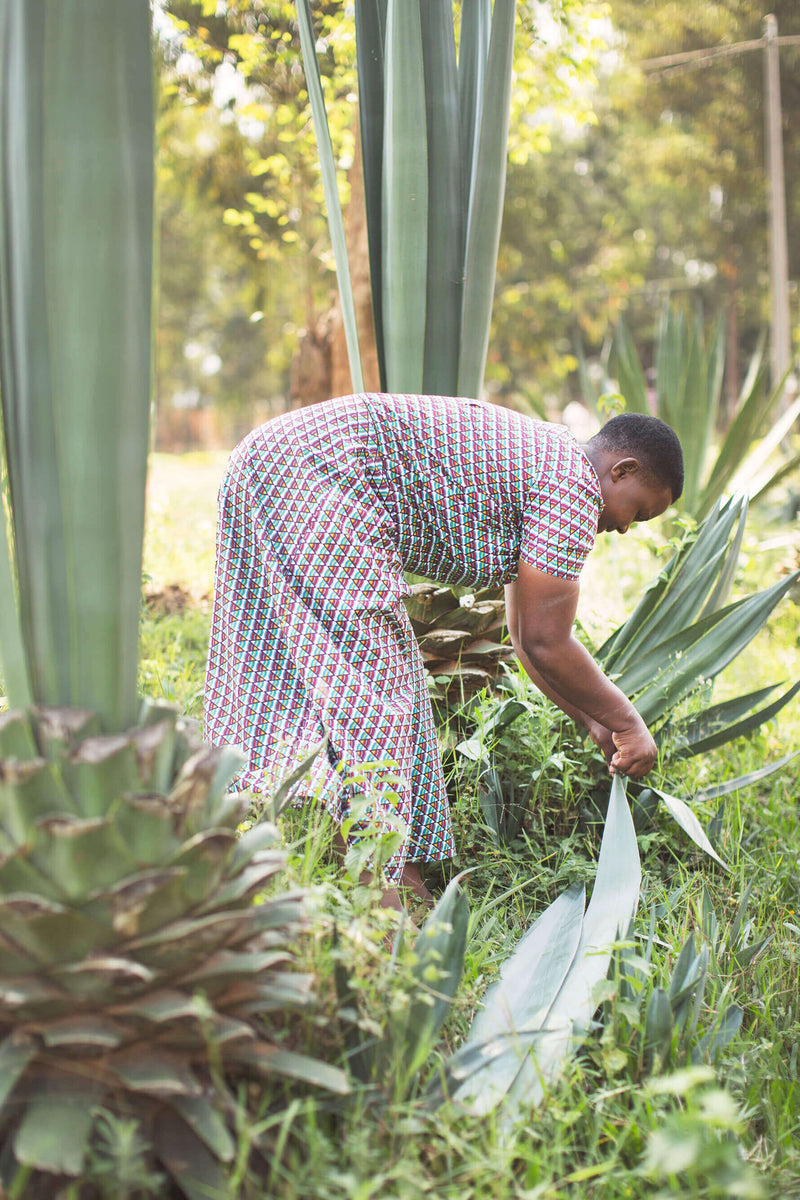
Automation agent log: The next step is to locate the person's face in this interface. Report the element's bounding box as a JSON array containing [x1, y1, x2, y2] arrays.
[[596, 458, 673, 534]]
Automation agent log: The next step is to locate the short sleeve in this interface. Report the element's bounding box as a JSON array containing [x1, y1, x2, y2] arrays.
[[519, 475, 600, 581]]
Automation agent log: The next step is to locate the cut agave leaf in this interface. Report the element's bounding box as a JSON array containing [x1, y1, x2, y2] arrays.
[[437, 775, 639, 1117]]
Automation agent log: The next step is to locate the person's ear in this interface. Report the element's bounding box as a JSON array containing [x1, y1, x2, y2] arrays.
[[609, 456, 640, 482]]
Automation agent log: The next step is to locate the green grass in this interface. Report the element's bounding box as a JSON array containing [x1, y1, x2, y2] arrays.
[[137, 451, 800, 1199]]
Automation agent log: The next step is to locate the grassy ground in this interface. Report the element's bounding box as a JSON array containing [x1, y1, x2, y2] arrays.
[[140, 451, 800, 1199]]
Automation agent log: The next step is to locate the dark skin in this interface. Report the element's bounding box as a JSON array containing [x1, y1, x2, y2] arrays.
[[505, 449, 673, 778]]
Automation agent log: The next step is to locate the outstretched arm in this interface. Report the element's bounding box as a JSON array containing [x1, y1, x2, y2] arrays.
[[504, 561, 656, 778]]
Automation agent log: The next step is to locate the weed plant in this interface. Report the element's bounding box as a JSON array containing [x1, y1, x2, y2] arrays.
[[131, 457, 800, 1198]]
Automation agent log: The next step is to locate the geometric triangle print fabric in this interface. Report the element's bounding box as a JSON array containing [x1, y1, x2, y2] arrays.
[[204, 393, 601, 882]]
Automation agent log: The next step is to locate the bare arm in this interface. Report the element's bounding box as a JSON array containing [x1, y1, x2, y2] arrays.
[[504, 561, 656, 778]]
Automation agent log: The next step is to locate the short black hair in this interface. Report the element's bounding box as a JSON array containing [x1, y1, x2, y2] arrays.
[[589, 413, 684, 501]]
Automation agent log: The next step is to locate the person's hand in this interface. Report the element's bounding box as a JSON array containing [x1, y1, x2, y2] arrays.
[[610, 719, 657, 779], [585, 719, 615, 765]]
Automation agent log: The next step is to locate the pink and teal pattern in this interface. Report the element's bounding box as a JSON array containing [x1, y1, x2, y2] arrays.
[[204, 393, 601, 882]]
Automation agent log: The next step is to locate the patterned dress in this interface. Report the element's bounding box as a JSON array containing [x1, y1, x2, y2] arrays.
[[204, 393, 602, 882]]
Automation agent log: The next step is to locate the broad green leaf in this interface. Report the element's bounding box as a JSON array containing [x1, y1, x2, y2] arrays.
[[457, 0, 516, 398], [355, 0, 387, 386], [728, 386, 800, 501], [0, 0, 153, 728], [382, 0, 428, 391], [295, 0, 363, 393], [648, 787, 728, 870], [420, 0, 463, 393], [14, 1082, 98, 1175], [701, 500, 747, 614]]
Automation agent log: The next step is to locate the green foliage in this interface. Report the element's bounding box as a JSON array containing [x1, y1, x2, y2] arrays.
[[604, 306, 800, 519], [0, 706, 341, 1198]]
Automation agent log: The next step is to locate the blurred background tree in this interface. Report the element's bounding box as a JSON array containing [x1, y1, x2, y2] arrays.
[[153, 0, 800, 441]]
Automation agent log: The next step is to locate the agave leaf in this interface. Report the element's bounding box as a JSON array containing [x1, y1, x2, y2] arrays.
[[673, 682, 800, 759], [643, 987, 673, 1070], [466, 883, 586, 1052], [155, 1110, 230, 1200], [201, 858, 286, 912], [381, 0, 428, 392], [458, 0, 490, 214], [751, 447, 800, 505], [441, 775, 639, 1116], [603, 497, 745, 673], [610, 316, 649, 414], [111, 1049, 203, 1097], [694, 749, 800, 802], [295, 0, 363, 392], [663, 682, 779, 749], [401, 875, 469, 1080], [168, 1095, 236, 1165], [0, 1033, 35, 1110], [457, 0, 516, 398], [646, 787, 727, 870], [355, 0, 387, 387], [701, 500, 747, 614], [696, 349, 777, 520], [0, 0, 152, 727], [229, 1041, 350, 1094], [420, 0, 462, 393], [14, 1081, 98, 1176], [728, 387, 800, 500], [29, 815, 138, 899], [0, 441, 31, 706], [40, 1015, 124, 1049], [621, 571, 800, 722]]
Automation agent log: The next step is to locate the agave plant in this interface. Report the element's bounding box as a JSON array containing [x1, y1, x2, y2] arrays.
[[403, 582, 514, 702], [452, 497, 799, 859], [0, 3, 342, 1196], [607, 306, 800, 520], [297, 0, 517, 397]]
